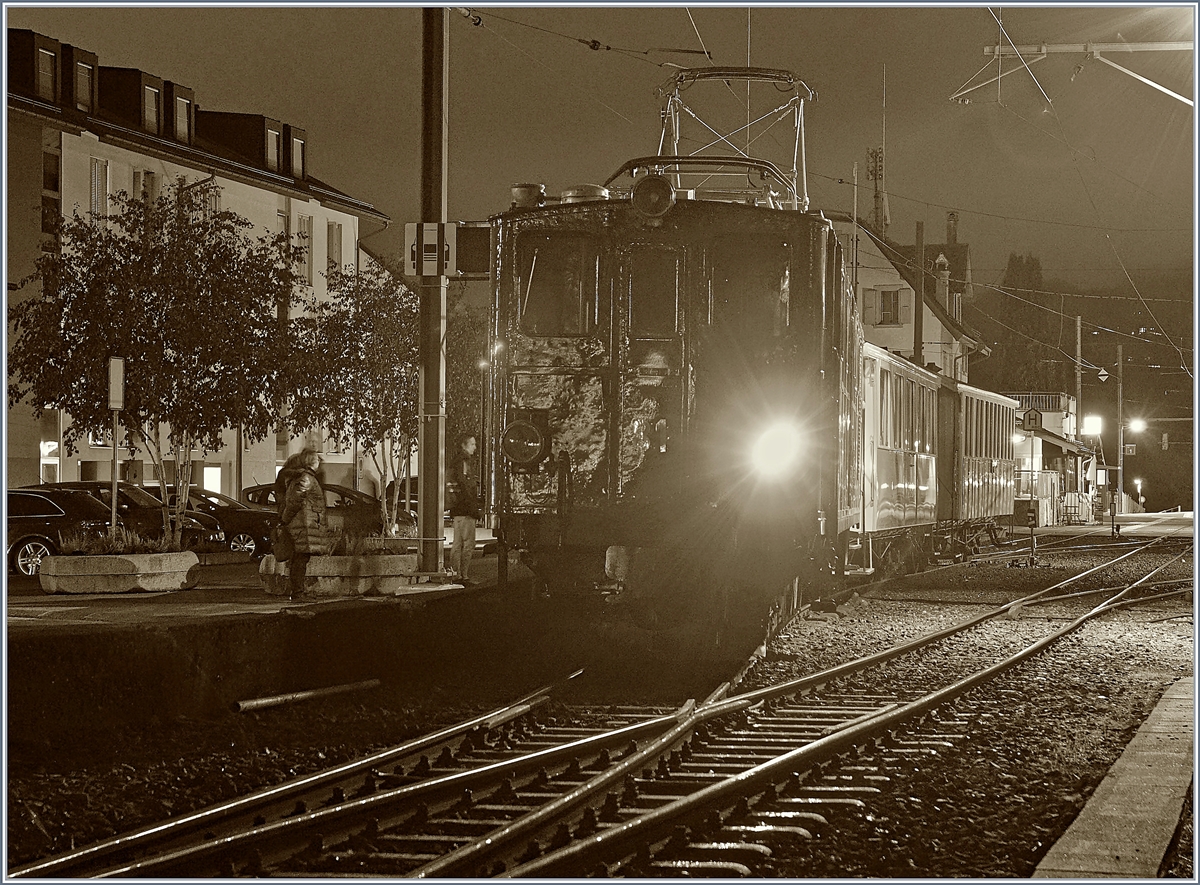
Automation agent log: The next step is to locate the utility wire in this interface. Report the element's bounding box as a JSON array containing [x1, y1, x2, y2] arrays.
[[814, 168, 1191, 232], [980, 7, 1193, 379]]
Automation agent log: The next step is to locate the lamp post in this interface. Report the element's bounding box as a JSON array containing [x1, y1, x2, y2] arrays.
[[1116, 344, 1124, 514]]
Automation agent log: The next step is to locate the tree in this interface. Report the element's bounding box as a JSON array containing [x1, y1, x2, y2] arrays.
[[8, 178, 299, 549], [971, 252, 1063, 392], [285, 257, 420, 531]]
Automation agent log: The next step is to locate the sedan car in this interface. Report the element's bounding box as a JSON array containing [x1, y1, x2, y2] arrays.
[[242, 482, 415, 537], [30, 482, 225, 551], [7, 488, 116, 575], [142, 485, 277, 557]]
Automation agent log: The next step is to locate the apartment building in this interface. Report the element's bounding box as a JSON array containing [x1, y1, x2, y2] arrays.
[[7, 28, 390, 497]]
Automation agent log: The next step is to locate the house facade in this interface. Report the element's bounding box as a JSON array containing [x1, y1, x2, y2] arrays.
[[7, 28, 391, 498], [830, 211, 987, 383]]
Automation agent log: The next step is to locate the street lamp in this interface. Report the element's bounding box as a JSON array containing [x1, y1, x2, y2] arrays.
[[1134, 478, 1144, 508], [1128, 418, 1147, 434]]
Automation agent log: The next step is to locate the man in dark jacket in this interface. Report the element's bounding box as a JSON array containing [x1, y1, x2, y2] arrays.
[[448, 434, 481, 584]]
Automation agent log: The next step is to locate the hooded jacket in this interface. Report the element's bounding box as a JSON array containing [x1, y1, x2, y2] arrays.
[[279, 465, 331, 555]]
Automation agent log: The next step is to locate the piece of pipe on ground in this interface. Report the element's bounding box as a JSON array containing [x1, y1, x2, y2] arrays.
[[232, 679, 382, 713]]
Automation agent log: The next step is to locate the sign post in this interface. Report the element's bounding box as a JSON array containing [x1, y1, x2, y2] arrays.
[[108, 357, 125, 535]]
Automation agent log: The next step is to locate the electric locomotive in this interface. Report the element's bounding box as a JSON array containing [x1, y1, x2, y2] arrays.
[[480, 69, 861, 647]]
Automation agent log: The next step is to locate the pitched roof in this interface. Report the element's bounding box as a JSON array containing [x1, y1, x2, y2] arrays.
[[825, 211, 988, 355]]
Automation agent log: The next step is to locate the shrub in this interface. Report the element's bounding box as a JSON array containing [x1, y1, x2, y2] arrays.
[[59, 527, 174, 556]]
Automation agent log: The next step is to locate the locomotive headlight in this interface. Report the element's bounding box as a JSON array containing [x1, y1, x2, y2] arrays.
[[751, 422, 803, 478], [501, 420, 545, 465]]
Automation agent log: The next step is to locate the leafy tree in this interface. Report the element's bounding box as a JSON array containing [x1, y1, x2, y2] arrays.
[[970, 252, 1063, 392], [285, 257, 420, 530], [8, 178, 299, 549]]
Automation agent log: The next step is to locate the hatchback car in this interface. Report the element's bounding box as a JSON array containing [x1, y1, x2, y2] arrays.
[[7, 488, 117, 575], [30, 482, 225, 551], [242, 482, 415, 537], [142, 485, 277, 557]]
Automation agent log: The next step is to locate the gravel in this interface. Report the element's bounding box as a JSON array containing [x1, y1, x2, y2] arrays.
[[7, 542, 1194, 875]]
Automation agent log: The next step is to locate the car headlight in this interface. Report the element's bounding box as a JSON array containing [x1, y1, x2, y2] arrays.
[[751, 421, 803, 478]]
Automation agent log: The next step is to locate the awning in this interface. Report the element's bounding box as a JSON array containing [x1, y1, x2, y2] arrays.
[[1032, 428, 1090, 455]]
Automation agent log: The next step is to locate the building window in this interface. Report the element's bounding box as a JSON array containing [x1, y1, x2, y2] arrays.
[[133, 170, 159, 203], [327, 221, 342, 271], [267, 128, 281, 171], [292, 137, 305, 177], [90, 157, 108, 216], [879, 289, 900, 325], [298, 215, 313, 285], [143, 86, 160, 133], [42, 152, 59, 192], [36, 48, 57, 101], [175, 96, 190, 142], [41, 196, 60, 236], [75, 62, 93, 112]]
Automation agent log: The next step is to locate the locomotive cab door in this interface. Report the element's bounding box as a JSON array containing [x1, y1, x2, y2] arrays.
[[617, 245, 686, 492]]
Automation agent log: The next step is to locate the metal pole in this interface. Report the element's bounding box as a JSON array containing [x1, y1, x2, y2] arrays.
[[418, 8, 448, 575], [1080, 316, 1089, 434], [913, 221, 924, 367], [111, 410, 119, 534], [1116, 344, 1123, 515]]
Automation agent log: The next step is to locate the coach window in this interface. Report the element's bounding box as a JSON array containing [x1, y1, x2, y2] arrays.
[[629, 247, 678, 338], [517, 231, 600, 337]]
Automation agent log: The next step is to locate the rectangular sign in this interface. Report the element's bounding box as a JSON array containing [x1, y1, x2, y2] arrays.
[[108, 356, 124, 411], [404, 222, 457, 277]]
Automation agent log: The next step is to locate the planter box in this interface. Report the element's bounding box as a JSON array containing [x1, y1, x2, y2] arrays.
[[260, 553, 434, 598], [39, 552, 201, 594]]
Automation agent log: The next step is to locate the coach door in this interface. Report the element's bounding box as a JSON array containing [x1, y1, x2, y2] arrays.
[[617, 245, 685, 489]]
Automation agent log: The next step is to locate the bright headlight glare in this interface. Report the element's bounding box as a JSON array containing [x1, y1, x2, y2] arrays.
[[751, 422, 802, 477]]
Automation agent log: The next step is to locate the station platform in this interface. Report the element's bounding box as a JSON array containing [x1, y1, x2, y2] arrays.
[[1034, 676, 1194, 878], [6, 553, 533, 739]]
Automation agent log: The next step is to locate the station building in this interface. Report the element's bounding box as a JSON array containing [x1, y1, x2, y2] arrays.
[[6, 28, 392, 499]]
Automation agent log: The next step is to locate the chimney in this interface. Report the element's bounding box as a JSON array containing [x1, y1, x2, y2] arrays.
[[935, 253, 950, 309], [946, 211, 958, 245]]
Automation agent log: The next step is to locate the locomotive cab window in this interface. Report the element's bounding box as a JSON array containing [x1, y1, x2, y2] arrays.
[[516, 232, 600, 337], [629, 247, 679, 338], [709, 238, 791, 335]]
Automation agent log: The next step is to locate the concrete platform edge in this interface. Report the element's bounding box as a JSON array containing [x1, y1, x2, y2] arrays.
[[1033, 676, 1194, 879]]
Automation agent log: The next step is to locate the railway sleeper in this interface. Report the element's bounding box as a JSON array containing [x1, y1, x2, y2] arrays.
[[650, 858, 755, 877]]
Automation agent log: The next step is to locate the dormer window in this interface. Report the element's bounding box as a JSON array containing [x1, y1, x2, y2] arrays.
[[266, 128, 281, 171], [175, 97, 190, 142], [291, 137, 305, 178], [74, 62, 93, 112], [36, 48, 57, 101], [143, 85, 160, 133]]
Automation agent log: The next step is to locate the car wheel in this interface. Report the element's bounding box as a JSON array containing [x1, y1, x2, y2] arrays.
[[229, 533, 257, 556], [13, 539, 54, 576]]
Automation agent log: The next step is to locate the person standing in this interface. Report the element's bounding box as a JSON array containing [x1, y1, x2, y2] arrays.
[[279, 448, 329, 599], [448, 434, 481, 584]]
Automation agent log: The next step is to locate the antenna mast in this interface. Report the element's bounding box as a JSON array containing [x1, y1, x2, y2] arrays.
[[867, 65, 889, 235]]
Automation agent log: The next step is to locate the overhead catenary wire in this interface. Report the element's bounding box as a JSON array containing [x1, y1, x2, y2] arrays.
[[972, 6, 1193, 379]]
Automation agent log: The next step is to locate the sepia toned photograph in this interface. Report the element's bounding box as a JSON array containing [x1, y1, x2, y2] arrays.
[[5, 4, 1194, 878]]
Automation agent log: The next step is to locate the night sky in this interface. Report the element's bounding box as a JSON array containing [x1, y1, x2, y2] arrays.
[[8, 5, 1193, 285], [6, 3, 1195, 506]]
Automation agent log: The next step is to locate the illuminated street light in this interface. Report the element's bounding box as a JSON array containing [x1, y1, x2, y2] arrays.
[[1128, 418, 1147, 433], [1082, 415, 1102, 436]]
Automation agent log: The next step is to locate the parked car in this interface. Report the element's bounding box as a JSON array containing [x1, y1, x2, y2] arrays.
[[241, 482, 416, 537], [28, 482, 225, 551], [7, 488, 117, 575], [142, 485, 276, 557]]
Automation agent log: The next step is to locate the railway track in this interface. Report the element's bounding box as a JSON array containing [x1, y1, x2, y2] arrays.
[[12, 538, 1189, 878]]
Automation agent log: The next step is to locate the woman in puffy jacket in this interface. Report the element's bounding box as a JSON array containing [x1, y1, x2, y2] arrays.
[[279, 448, 329, 598]]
